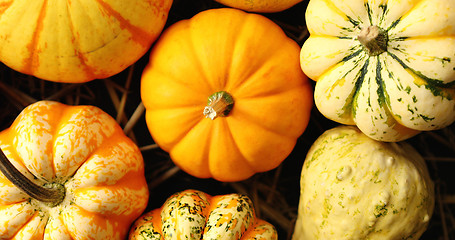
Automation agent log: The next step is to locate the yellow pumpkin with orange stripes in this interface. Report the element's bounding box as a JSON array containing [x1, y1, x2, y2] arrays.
[[0, 101, 149, 239], [0, 0, 172, 83]]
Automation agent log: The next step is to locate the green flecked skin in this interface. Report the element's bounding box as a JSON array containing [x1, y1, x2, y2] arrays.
[[300, 0, 455, 142], [128, 190, 278, 240], [293, 126, 435, 240]]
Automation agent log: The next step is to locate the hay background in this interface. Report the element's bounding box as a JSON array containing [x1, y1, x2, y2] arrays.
[[0, 0, 454, 239]]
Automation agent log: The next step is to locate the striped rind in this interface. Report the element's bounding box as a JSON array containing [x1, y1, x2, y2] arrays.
[[302, 0, 455, 141], [0, 0, 172, 83]]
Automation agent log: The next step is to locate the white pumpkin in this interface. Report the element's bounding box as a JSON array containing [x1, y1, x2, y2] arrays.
[[293, 125, 434, 240], [300, 0, 455, 142]]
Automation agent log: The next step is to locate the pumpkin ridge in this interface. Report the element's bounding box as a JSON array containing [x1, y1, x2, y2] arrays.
[[224, 13, 250, 90], [15, 211, 46, 238], [147, 69, 211, 99], [187, 20, 217, 92], [168, 121, 213, 177], [225, 13, 283, 91], [230, 103, 299, 139], [390, 0, 426, 28], [351, 57, 370, 120], [94, 0, 152, 48], [213, 120, 256, 175], [318, 0, 359, 28], [65, 1, 99, 80], [387, 51, 455, 90], [22, 0, 47, 76], [64, 123, 129, 182], [0, 203, 35, 238], [160, 109, 205, 150]]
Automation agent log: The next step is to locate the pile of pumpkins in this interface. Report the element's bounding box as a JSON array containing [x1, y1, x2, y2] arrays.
[[0, 0, 453, 239]]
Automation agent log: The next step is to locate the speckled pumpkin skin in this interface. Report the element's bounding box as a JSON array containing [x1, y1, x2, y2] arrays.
[[293, 125, 434, 240], [0, 101, 149, 239], [128, 189, 278, 240]]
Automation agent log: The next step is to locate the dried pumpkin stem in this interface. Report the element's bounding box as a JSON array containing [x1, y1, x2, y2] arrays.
[[0, 148, 65, 207], [203, 91, 234, 120], [357, 25, 388, 56]]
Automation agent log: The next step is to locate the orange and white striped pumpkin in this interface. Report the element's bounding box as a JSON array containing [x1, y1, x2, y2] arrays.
[[0, 101, 149, 239], [0, 0, 172, 83], [128, 189, 278, 240]]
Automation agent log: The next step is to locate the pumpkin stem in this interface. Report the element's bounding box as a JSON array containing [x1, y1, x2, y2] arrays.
[[203, 91, 234, 120], [0, 148, 65, 207], [357, 25, 388, 56]]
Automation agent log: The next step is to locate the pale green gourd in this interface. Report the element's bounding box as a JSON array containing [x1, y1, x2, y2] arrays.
[[293, 125, 434, 240]]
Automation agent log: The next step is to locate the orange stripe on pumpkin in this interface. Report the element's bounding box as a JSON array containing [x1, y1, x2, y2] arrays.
[[22, 0, 48, 75], [95, 0, 153, 48], [0, 0, 13, 15], [64, 1, 98, 81]]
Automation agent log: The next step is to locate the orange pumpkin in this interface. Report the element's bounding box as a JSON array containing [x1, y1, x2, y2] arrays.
[[128, 189, 278, 239], [141, 8, 312, 182], [0, 101, 149, 239], [0, 0, 172, 83], [214, 0, 303, 12]]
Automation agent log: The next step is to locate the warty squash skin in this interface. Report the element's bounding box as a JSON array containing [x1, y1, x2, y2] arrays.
[[214, 0, 302, 12], [300, 0, 455, 142], [0, 101, 149, 239], [128, 189, 278, 240], [293, 125, 434, 240], [141, 8, 313, 182], [0, 0, 172, 83]]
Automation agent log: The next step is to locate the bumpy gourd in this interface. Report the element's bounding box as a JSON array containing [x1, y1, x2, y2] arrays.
[[300, 0, 455, 142], [141, 8, 313, 182], [214, 0, 302, 12], [128, 189, 278, 240], [0, 0, 172, 83], [293, 125, 434, 240], [0, 101, 149, 239]]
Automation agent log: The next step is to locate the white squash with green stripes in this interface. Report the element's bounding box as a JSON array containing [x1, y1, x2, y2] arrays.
[[301, 0, 455, 142], [292, 126, 434, 240]]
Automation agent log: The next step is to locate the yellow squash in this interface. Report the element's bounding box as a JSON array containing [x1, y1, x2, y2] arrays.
[[300, 0, 455, 142], [293, 125, 434, 239], [0, 101, 149, 239], [0, 0, 172, 83]]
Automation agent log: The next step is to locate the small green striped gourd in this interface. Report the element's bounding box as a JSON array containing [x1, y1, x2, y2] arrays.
[[300, 0, 455, 142], [293, 125, 434, 240], [128, 189, 278, 240]]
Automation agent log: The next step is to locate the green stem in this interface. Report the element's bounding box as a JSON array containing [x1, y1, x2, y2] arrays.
[[203, 91, 235, 120], [0, 147, 65, 207]]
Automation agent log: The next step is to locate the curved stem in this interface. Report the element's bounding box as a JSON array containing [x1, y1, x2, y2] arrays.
[[0, 147, 65, 206]]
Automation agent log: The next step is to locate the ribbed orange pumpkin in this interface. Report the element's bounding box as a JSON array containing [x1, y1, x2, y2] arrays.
[[0, 101, 149, 239], [215, 0, 302, 12], [141, 8, 313, 182], [0, 0, 172, 83]]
